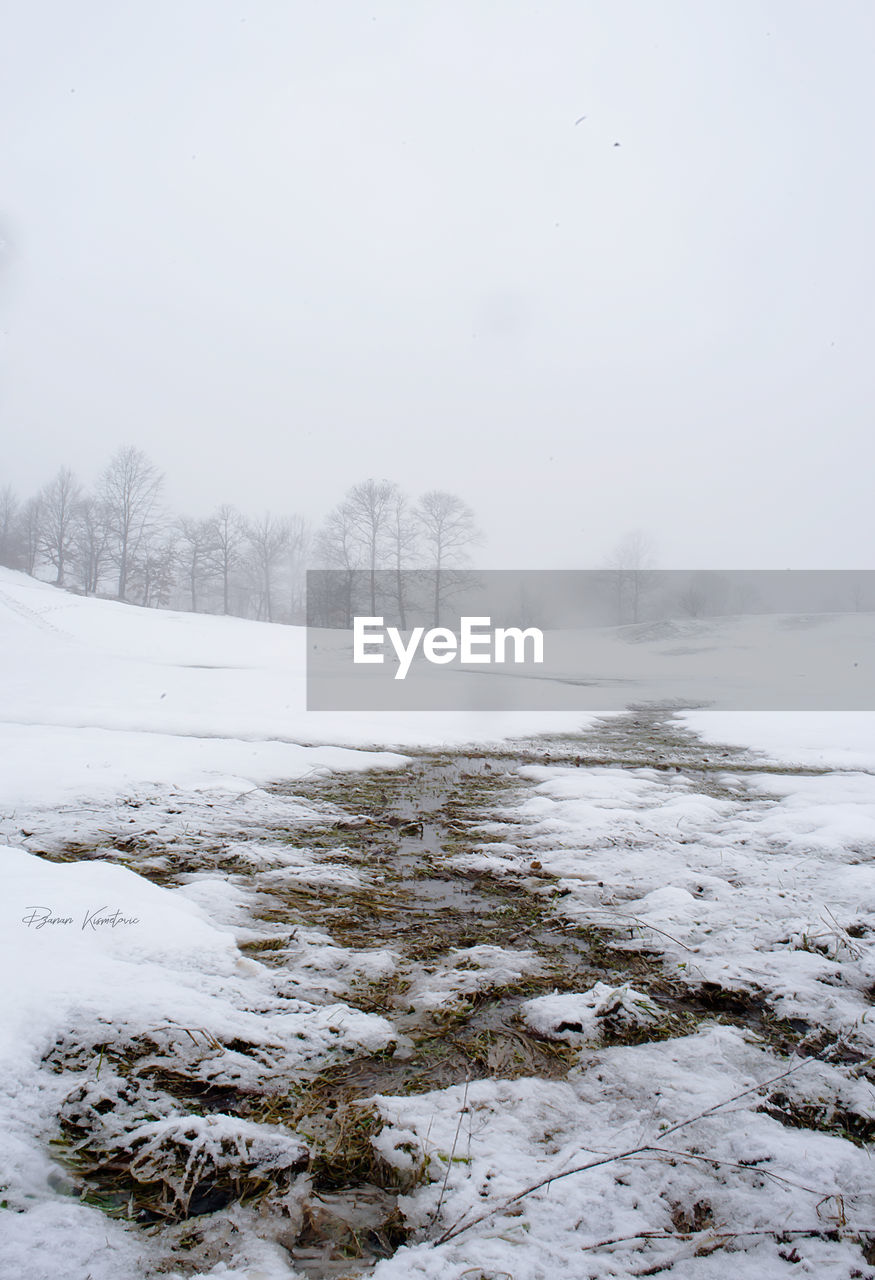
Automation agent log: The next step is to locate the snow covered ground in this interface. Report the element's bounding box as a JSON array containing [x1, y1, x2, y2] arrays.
[[309, 609, 875, 711], [1, 568, 873, 1280]]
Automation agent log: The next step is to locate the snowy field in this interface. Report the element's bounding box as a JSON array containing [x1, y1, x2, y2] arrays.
[[1, 567, 873, 1280], [307, 608, 875, 712]]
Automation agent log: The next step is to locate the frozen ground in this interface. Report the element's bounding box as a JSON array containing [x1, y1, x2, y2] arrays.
[[0, 568, 873, 1280]]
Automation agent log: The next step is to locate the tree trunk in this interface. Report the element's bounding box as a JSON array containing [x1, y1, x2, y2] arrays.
[[395, 556, 406, 630], [118, 541, 128, 601]]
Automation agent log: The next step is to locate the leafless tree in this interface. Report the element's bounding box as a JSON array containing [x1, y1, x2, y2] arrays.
[[0, 461, 496, 633], [604, 530, 656, 624], [38, 466, 81, 585], [19, 494, 43, 576], [677, 581, 708, 619], [176, 517, 218, 613], [283, 514, 309, 622], [677, 571, 730, 620], [134, 535, 178, 609], [388, 490, 418, 629], [314, 502, 364, 627], [0, 485, 20, 569], [246, 513, 290, 622], [345, 478, 398, 615], [849, 574, 872, 613], [208, 503, 247, 615], [101, 446, 164, 601], [415, 490, 482, 625], [72, 496, 112, 595]]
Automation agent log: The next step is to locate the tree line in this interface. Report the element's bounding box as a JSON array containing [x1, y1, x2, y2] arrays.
[[0, 448, 482, 625]]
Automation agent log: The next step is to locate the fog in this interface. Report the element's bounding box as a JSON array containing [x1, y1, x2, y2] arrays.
[[2, 1, 873, 569]]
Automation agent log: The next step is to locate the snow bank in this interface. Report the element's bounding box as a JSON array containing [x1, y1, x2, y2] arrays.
[[682, 708, 875, 771], [0, 844, 394, 1279]]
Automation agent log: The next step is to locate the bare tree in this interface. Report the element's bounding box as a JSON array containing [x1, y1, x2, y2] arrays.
[[314, 502, 364, 627], [72, 496, 112, 595], [19, 494, 43, 576], [101, 446, 164, 601], [246, 513, 289, 622], [176, 517, 218, 613], [345, 479, 398, 615], [604, 530, 656, 624], [283, 514, 309, 623], [677, 580, 708, 619], [415, 490, 482, 625], [677, 571, 729, 620], [388, 490, 418, 629], [849, 574, 872, 613], [38, 466, 81, 585], [134, 535, 178, 609], [0, 485, 20, 569], [208, 503, 247, 615]]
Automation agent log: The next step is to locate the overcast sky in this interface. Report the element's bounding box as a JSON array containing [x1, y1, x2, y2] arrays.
[[2, 1, 873, 569]]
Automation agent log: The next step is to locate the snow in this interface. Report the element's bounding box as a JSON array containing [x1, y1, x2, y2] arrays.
[[0, 568, 586, 1279], [488, 762, 875, 1052], [123, 1112, 308, 1204], [369, 1027, 874, 1280], [2, 567, 875, 1278], [520, 982, 662, 1044], [681, 709, 875, 771], [404, 944, 544, 1013], [0, 568, 590, 766], [0, 844, 396, 1279]]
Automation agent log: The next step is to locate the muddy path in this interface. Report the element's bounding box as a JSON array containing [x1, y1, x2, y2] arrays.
[[46, 707, 870, 1277], [227, 709, 839, 1276]]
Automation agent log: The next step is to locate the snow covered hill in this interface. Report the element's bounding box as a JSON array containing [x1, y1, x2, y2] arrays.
[[0, 567, 588, 814]]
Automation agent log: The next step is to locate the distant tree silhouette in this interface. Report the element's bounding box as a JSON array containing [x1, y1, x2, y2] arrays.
[[101, 447, 164, 601]]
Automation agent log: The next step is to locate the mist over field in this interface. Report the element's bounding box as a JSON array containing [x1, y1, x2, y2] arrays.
[[2, 1, 874, 569]]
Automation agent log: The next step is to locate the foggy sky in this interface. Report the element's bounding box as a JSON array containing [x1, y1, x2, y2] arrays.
[[2, 1, 873, 569]]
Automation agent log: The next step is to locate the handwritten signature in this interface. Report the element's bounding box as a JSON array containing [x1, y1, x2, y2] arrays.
[[21, 906, 141, 931]]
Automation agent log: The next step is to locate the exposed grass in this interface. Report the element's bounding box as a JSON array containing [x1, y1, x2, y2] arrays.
[[758, 1090, 875, 1148]]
